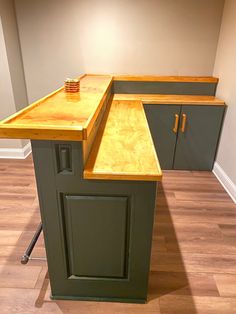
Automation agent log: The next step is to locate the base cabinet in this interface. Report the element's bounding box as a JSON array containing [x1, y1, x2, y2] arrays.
[[144, 104, 225, 170], [32, 140, 157, 303]]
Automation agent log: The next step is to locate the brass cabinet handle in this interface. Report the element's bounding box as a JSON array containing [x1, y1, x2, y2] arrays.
[[173, 114, 179, 133], [181, 113, 187, 133]]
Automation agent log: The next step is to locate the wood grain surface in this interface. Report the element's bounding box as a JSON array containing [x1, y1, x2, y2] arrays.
[[84, 99, 162, 181], [113, 94, 225, 105], [0, 74, 224, 146], [0, 75, 112, 141], [1, 157, 236, 313]]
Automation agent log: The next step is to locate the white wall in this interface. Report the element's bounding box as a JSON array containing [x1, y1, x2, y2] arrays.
[[15, 0, 224, 102], [213, 0, 236, 201]]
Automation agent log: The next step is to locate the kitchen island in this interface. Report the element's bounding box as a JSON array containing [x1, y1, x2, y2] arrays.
[[0, 74, 224, 303]]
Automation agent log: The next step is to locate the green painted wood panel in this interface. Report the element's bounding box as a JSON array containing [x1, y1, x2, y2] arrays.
[[174, 105, 225, 170], [64, 195, 128, 278], [144, 105, 181, 169], [31, 140, 157, 303], [113, 81, 217, 95]]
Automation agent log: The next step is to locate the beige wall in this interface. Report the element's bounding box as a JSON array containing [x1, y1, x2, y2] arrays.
[[0, 18, 15, 119], [15, 0, 224, 102], [15, 0, 84, 102], [213, 0, 236, 186], [0, 0, 28, 111], [0, 16, 23, 149], [0, 0, 28, 150]]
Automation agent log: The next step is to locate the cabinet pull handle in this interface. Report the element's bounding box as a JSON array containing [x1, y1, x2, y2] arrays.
[[181, 114, 187, 133], [173, 114, 179, 133], [60, 148, 70, 170]]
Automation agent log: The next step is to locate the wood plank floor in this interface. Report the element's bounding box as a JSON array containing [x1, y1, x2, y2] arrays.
[[0, 155, 236, 313]]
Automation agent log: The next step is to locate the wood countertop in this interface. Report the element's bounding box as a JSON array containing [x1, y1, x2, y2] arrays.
[[0, 75, 112, 141], [0, 74, 225, 182], [113, 94, 225, 105], [84, 99, 162, 181]]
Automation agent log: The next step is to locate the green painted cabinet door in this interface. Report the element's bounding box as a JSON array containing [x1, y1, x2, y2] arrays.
[[63, 195, 128, 278], [144, 105, 181, 169], [174, 105, 225, 170]]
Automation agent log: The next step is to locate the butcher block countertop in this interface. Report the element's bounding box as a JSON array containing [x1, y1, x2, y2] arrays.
[[84, 99, 162, 181], [0, 75, 225, 142], [113, 94, 225, 105], [0, 75, 112, 141]]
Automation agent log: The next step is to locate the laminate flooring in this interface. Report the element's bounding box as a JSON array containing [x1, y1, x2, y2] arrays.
[[0, 155, 236, 313]]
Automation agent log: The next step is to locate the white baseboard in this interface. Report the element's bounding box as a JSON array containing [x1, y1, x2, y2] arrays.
[[213, 162, 236, 204], [0, 142, 31, 159]]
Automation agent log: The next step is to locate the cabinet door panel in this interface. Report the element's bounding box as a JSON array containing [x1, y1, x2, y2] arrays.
[[63, 195, 129, 279], [174, 105, 224, 170], [144, 105, 181, 169]]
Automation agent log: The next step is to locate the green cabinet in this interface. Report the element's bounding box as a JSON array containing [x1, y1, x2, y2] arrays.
[[173, 106, 225, 170], [144, 105, 181, 169], [31, 140, 157, 303], [144, 104, 225, 170]]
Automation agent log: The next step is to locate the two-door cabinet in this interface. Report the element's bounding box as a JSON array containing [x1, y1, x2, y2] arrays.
[[144, 104, 225, 170]]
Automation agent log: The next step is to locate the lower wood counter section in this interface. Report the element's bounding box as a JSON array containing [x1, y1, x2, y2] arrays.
[[113, 94, 225, 105], [84, 99, 162, 181]]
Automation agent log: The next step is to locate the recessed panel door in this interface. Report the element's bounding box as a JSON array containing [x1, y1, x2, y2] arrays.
[[144, 105, 181, 169], [63, 195, 129, 279], [174, 105, 225, 170]]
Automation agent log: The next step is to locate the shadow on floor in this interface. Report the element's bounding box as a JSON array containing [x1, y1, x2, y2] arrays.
[[148, 180, 197, 313]]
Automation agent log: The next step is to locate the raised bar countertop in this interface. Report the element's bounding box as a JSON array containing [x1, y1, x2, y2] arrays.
[[113, 94, 225, 105], [0, 75, 112, 141], [84, 99, 162, 181]]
